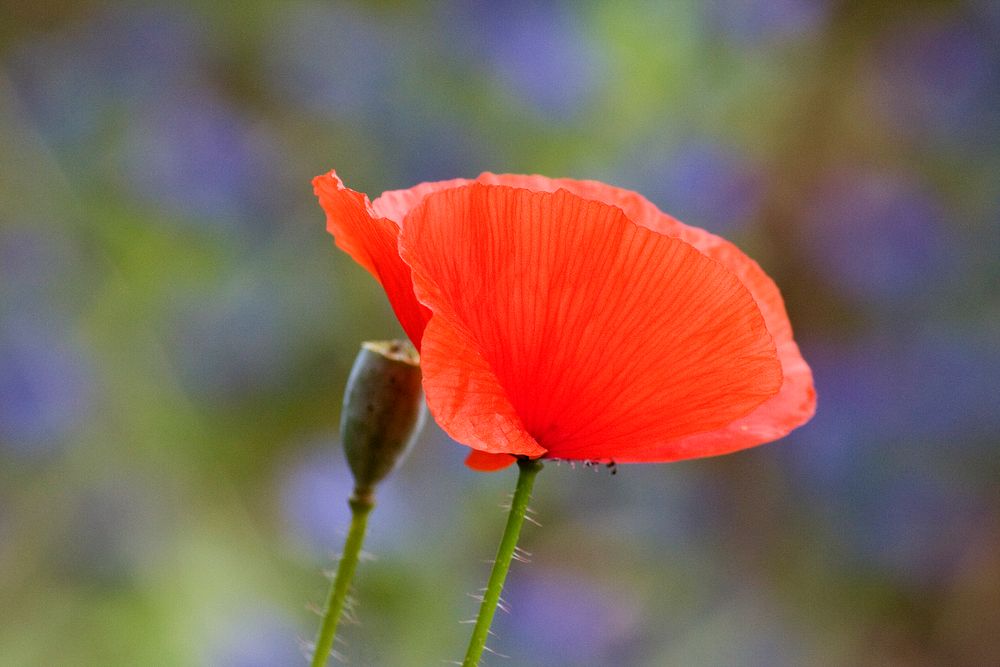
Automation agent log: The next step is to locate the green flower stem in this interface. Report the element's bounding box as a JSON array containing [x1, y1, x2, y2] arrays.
[[462, 458, 544, 667], [310, 491, 374, 667]]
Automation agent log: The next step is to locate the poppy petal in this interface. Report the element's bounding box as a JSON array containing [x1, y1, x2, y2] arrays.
[[640, 241, 816, 460], [474, 173, 676, 230], [371, 177, 474, 223], [417, 312, 547, 458], [400, 184, 783, 463], [313, 171, 430, 347], [465, 450, 518, 472], [476, 173, 815, 457]]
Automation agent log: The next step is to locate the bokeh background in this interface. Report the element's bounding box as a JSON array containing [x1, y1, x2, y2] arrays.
[[2, 1, 999, 665]]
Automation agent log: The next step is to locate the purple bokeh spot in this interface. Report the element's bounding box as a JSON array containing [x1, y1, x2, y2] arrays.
[[6, 6, 202, 151], [624, 141, 763, 234], [870, 16, 1000, 146], [279, 442, 417, 559], [7, 6, 285, 229], [783, 338, 895, 488], [122, 90, 282, 229], [492, 569, 639, 666], [448, 2, 605, 119], [265, 4, 397, 120], [783, 332, 999, 582], [0, 318, 92, 458], [890, 331, 1000, 445], [802, 169, 951, 306], [706, 0, 830, 45], [974, 0, 1000, 32], [208, 607, 304, 667], [788, 331, 1000, 485], [83, 6, 203, 98], [859, 473, 990, 584], [383, 113, 492, 185], [279, 442, 353, 558]]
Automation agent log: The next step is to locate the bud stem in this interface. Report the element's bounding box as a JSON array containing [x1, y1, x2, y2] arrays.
[[310, 492, 374, 667], [462, 458, 543, 667]]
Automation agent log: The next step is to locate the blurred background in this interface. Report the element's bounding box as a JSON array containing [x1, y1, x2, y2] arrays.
[[1, 0, 998, 665]]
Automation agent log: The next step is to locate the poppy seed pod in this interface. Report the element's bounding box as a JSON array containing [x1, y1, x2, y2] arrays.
[[341, 340, 424, 500]]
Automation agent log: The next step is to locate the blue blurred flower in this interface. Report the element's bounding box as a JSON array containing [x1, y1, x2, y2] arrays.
[[975, 0, 1000, 33], [264, 3, 398, 121], [890, 330, 1000, 446], [859, 472, 990, 584], [783, 332, 999, 582], [82, 6, 203, 99], [491, 568, 639, 666], [6, 6, 202, 153], [0, 317, 93, 458], [279, 441, 418, 560], [121, 88, 284, 231], [705, 0, 830, 46], [623, 140, 763, 234], [446, 1, 605, 119], [870, 15, 1000, 147], [7, 6, 285, 230], [207, 607, 304, 667], [788, 331, 999, 485], [382, 112, 495, 185], [801, 169, 952, 308], [781, 339, 890, 488]]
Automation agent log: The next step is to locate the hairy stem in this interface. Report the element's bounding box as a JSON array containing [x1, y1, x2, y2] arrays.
[[310, 492, 374, 667], [462, 458, 543, 666]]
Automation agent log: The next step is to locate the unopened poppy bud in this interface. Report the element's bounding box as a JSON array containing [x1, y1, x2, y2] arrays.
[[340, 340, 424, 500]]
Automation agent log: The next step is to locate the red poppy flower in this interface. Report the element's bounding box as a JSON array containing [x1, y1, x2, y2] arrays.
[[314, 171, 815, 471]]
